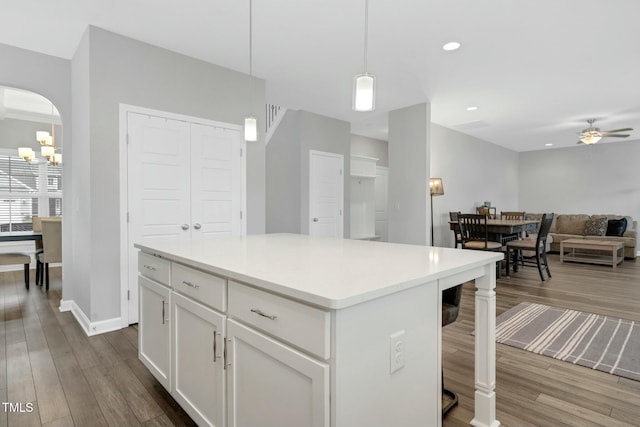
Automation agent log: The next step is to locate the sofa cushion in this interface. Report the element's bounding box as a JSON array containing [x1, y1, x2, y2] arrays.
[[606, 218, 628, 237], [585, 217, 608, 236], [555, 214, 589, 235]]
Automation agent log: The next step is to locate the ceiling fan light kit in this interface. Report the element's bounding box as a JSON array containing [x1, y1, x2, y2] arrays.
[[578, 118, 633, 145]]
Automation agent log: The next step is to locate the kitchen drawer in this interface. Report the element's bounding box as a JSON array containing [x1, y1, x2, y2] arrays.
[[171, 263, 226, 312], [138, 252, 171, 285], [228, 281, 330, 360]]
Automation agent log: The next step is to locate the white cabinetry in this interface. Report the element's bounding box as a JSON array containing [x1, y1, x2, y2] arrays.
[[171, 292, 226, 427], [350, 156, 378, 240], [226, 319, 329, 427], [138, 262, 171, 389], [374, 166, 388, 241]]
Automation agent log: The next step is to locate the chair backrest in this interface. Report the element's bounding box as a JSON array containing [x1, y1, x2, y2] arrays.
[[442, 284, 463, 326], [535, 213, 554, 247], [32, 216, 44, 251], [458, 213, 490, 248], [41, 219, 62, 263], [476, 206, 490, 216], [501, 211, 525, 220]]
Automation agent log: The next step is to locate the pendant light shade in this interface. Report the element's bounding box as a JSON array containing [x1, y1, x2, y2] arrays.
[[353, 73, 375, 112], [244, 116, 257, 142]]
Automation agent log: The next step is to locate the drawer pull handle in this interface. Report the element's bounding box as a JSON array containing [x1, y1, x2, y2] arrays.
[[182, 280, 200, 289], [250, 308, 277, 321], [143, 264, 157, 271]]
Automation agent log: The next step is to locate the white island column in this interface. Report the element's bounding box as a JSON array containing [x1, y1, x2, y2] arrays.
[[472, 264, 500, 427]]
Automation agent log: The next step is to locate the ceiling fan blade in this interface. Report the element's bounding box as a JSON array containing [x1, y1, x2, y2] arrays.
[[601, 128, 633, 134], [604, 134, 630, 138]]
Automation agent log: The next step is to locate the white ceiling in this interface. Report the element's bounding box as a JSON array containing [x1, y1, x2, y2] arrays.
[[2, 0, 640, 151]]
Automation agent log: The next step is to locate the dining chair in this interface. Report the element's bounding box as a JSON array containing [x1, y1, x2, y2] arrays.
[[441, 283, 463, 415], [32, 216, 45, 284], [500, 211, 526, 244], [505, 213, 554, 281], [457, 213, 504, 277], [449, 212, 463, 248], [37, 218, 62, 290], [0, 253, 31, 289]]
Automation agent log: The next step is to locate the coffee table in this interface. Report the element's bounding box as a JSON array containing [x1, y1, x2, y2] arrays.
[[560, 239, 625, 269]]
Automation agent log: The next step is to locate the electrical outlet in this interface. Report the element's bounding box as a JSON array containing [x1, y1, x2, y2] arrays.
[[390, 330, 405, 374]]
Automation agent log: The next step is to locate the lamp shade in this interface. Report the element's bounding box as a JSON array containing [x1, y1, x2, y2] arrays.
[[352, 73, 375, 112], [244, 116, 257, 142], [429, 178, 444, 196], [36, 131, 50, 144], [41, 145, 55, 159]]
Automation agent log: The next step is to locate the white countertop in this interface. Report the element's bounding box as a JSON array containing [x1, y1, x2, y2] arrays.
[[135, 233, 502, 309]]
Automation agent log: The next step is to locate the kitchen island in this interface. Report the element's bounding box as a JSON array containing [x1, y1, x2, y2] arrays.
[[135, 233, 502, 427]]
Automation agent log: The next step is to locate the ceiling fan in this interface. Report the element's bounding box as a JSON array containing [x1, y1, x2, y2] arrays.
[[578, 119, 633, 144]]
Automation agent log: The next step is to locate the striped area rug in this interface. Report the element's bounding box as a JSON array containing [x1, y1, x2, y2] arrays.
[[496, 302, 640, 381]]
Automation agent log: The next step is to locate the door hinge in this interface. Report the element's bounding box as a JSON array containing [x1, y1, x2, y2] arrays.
[[340, 169, 343, 175], [240, 148, 243, 157], [127, 212, 130, 223], [127, 290, 130, 300], [240, 211, 243, 220], [126, 134, 130, 145]]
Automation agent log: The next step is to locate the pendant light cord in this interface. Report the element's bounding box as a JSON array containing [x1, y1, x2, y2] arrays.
[[363, 0, 369, 72], [249, 0, 253, 77]]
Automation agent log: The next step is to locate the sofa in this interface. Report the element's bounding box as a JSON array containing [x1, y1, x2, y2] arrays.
[[526, 213, 637, 259]]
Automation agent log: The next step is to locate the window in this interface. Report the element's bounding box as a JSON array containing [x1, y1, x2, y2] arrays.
[[0, 150, 62, 231]]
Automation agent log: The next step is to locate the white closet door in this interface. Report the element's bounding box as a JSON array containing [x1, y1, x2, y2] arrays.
[[127, 112, 191, 323], [190, 123, 243, 239]]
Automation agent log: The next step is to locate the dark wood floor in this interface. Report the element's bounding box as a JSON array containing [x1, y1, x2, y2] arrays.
[[0, 267, 196, 427], [443, 254, 640, 427], [1, 255, 639, 426]]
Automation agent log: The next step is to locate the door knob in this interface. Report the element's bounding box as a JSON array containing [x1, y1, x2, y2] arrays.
[[312, 218, 319, 222], [181, 224, 190, 230], [193, 223, 202, 230]]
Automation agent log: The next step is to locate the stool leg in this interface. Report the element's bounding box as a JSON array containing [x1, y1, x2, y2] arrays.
[[45, 263, 50, 291], [24, 263, 29, 290]]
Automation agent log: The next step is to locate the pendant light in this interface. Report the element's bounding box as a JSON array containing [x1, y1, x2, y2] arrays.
[[353, 0, 375, 112], [244, 0, 258, 141]]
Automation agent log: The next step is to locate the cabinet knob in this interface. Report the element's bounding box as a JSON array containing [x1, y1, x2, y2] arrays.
[[312, 218, 319, 222], [181, 224, 190, 231], [193, 223, 202, 230]]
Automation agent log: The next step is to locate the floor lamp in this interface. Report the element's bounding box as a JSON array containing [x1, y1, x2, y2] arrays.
[[429, 178, 444, 246]]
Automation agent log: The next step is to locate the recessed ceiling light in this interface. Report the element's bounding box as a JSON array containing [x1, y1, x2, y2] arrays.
[[545, 143, 553, 147], [466, 106, 478, 111], [442, 41, 461, 51]]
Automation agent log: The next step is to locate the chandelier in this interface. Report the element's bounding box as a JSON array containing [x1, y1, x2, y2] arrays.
[[19, 102, 62, 165]]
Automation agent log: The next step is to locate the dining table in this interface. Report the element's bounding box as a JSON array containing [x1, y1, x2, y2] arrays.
[[449, 218, 540, 244], [0, 230, 43, 242]]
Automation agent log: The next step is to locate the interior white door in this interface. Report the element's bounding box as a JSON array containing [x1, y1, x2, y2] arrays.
[[127, 112, 191, 323], [375, 166, 388, 242], [190, 123, 243, 239], [309, 150, 343, 237]]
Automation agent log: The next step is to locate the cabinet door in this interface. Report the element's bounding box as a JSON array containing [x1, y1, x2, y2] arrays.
[[172, 292, 226, 427], [227, 319, 329, 427], [139, 276, 171, 389]]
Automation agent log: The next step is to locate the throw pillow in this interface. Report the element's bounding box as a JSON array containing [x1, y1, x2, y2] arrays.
[[584, 217, 607, 236], [606, 218, 628, 237]]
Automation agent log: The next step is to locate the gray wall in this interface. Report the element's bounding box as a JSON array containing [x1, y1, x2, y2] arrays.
[[430, 123, 519, 247], [388, 103, 430, 245], [266, 110, 351, 236], [350, 134, 388, 166], [0, 119, 61, 150], [266, 110, 301, 233], [71, 27, 266, 323], [518, 140, 640, 222]]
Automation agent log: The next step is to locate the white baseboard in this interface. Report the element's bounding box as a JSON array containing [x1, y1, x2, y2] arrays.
[[59, 299, 123, 336]]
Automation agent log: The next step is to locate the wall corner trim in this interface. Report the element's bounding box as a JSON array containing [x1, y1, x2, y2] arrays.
[[59, 299, 123, 336]]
